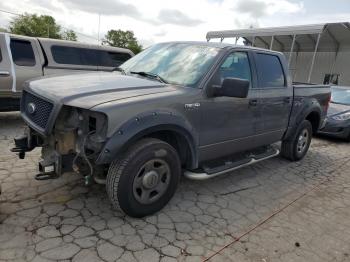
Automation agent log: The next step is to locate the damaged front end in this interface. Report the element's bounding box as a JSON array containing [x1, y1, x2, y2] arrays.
[[13, 104, 108, 184]]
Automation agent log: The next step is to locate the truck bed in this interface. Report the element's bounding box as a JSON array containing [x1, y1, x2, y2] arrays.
[[289, 83, 331, 132]]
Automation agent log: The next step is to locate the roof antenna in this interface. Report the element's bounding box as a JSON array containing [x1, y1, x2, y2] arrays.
[[97, 13, 101, 45]]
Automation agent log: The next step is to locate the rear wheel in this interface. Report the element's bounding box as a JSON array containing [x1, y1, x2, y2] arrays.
[[281, 120, 313, 161], [106, 138, 181, 217]]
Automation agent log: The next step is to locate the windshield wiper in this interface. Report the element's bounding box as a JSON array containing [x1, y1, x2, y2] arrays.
[[112, 67, 126, 75], [130, 71, 168, 84]]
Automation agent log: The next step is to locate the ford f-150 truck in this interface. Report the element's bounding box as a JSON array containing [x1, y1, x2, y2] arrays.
[[12, 42, 331, 217]]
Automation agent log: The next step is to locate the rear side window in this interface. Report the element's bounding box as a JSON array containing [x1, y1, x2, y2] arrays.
[[255, 53, 285, 88], [51, 45, 131, 67], [10, 39, 36, 66], [51, 46, 94, 66]]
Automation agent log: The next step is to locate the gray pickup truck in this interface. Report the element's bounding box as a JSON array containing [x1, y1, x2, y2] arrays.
[[12, 42, 331, 217]]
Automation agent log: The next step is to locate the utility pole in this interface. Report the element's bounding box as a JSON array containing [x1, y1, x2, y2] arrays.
[[97, 13, 101, 45]]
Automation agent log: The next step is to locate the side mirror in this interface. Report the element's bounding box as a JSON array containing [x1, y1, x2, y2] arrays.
[[215, 78, 250, 98]]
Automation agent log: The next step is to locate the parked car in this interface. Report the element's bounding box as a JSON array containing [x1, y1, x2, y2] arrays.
[[0, 33, 134, 111], [318, 86, 350, 141], [12, 42, 331, 217]]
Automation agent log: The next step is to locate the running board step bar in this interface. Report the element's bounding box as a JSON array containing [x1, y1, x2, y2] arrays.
[[184, 148, 280, 180]]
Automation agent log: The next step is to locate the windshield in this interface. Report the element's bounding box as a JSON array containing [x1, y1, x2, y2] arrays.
[[331, 87, 350, 105], [120, 43, 220, 87]]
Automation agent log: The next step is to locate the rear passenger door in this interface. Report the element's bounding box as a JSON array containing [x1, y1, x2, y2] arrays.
[[253, 52, 293, 146], [10, 36, 43, 94]]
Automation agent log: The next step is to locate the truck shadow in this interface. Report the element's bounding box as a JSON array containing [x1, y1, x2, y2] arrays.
[[314, 133, 349, 144], [0, 112, 25, 137]]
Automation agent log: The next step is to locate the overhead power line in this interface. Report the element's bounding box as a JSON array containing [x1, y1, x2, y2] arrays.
[[0, 8, 99, 41]]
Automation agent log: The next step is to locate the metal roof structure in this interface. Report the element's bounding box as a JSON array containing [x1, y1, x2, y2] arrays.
[[206, 22, 350, 52], [206, 22, 350, 83]]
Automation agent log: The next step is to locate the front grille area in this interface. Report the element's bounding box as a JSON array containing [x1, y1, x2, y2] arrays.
[[22, 91, 54, 130]]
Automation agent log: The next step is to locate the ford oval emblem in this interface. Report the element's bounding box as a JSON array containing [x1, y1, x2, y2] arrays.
[[27, 103, 36, 114]]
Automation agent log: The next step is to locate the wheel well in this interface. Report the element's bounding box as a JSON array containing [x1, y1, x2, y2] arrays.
[[305, 111, 320, 134], [141, 130, 194, 169]]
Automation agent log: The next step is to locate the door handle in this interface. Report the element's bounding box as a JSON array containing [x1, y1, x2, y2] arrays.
[[0, 71, 10, 77], [283, 97, 291, 104], [249, 99, 258, 106]]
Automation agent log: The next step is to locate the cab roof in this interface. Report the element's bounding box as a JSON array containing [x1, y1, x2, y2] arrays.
[[159, 41, 283, 54]]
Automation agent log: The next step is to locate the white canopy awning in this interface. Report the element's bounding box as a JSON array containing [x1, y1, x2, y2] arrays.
[[206, 22, 350, 52]]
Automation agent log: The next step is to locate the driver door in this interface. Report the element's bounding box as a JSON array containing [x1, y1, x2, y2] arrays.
[[198, 51, 260, 162]]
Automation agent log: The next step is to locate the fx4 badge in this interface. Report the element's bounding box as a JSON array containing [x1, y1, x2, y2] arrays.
[[184, 103, 200, 110]]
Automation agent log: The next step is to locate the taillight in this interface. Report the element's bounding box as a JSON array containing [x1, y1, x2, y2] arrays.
[[325, 94, 331, 112]]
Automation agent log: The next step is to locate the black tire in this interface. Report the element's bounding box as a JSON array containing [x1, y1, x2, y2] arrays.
[[281, 120, 313, 161], [106, 138, 181, 218]]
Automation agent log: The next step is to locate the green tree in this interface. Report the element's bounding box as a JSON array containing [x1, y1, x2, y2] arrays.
[[8, 13, 77, 41], [62, 29, 77, 41], [0, 27, 8, 33], [103, 29, 143, 54], [9, 13, 62, 38]]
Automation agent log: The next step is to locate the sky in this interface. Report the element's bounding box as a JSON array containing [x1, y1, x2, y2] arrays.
[[0, 0, 349, 47]]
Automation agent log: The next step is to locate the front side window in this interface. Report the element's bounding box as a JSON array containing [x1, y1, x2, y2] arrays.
[[217, 52, 252, 85], [10, 39, 36, 66], [255, 53, 285, 88], [120, 43, 220, 87]]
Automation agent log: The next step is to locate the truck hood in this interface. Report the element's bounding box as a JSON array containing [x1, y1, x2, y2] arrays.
[[26, 72, 177, 109]]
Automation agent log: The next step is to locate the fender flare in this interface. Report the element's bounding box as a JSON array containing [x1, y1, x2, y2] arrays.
[[96, 110, 198, 168], [284, 98, 322, 140]]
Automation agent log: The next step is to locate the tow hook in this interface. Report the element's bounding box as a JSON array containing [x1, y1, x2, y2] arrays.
[[11, 134, 33, 159], [35, 161, 58, 181]]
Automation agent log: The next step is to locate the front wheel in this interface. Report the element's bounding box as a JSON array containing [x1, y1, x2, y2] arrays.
[[281, 120, 313, 161], [106, 138, 181, 218]]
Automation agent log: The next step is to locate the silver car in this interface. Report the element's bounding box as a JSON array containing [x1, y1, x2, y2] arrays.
[[319, 86, 350, 141]]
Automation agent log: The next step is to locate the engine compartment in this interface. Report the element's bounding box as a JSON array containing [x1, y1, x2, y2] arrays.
[[14, 106, 109, 182]]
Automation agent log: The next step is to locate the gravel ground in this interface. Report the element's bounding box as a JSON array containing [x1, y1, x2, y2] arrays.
[[0, 112, 349, 262]]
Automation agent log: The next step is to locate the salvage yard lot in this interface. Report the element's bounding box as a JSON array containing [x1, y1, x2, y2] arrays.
[[0, 112, 349, 262]]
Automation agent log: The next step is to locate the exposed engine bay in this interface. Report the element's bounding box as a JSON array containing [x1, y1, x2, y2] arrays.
[[13, 106, 108, 184]]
